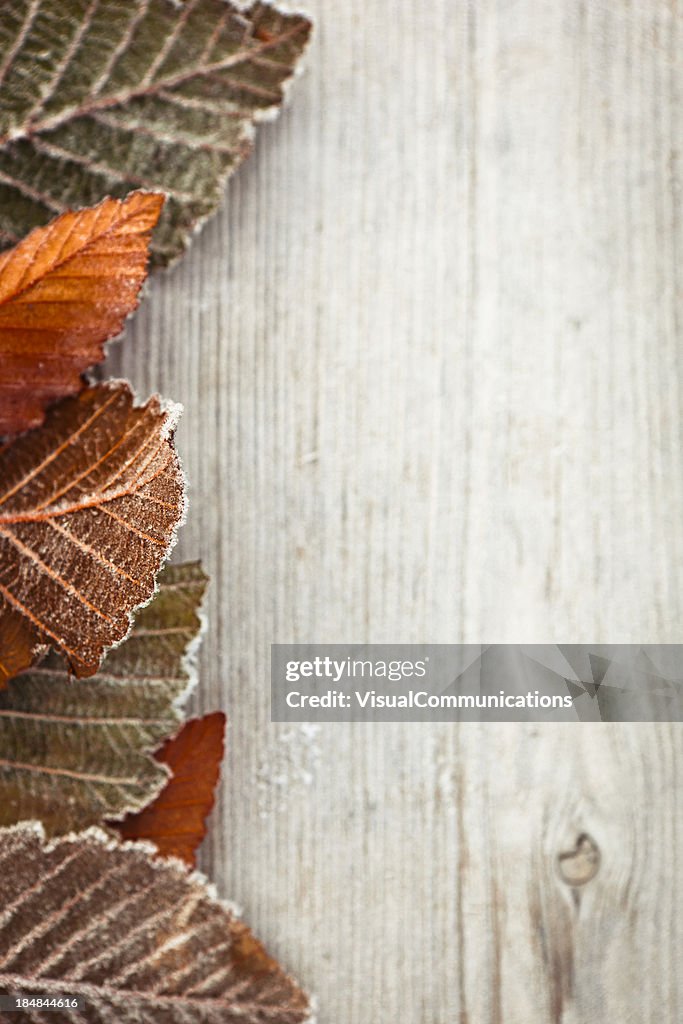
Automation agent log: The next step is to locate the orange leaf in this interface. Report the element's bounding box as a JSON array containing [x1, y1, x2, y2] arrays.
[[0, 191, 164, 437], [116, 712, 226, 867]]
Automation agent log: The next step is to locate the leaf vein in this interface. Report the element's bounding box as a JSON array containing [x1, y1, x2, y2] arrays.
[[0, 0, 42, 91], [0, 388, 120, 508], [23, 0, 101, 131], [30, 136, 200, 205], [0, 525, 115, 624], [0, 167, 67, 215]]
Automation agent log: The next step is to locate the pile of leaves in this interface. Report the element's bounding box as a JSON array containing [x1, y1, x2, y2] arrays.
[[0, 2, 313, 1021]]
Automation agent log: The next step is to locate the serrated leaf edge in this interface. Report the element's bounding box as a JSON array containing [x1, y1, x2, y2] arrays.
[[0, 821, 317, 1022], [60, 378, 191, 674]]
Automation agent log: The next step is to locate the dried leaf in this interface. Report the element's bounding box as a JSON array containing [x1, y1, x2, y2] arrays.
[[116, 711, 226, 866], [0, 191, 163, 437], [0, 823, 311, 1022], [0, 1, 312, 266], [0, 604, 41, 686], [0, 563, 206, 836], [0, 381, 185, 678]]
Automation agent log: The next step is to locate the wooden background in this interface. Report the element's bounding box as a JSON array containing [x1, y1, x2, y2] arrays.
[[108, 1, 683, 1020]]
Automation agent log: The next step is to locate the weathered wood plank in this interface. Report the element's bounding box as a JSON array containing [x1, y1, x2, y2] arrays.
[[108, 0, 683, 1019]]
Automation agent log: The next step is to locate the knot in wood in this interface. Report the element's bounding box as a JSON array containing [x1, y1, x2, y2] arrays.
[[557, 833, 600, 886]]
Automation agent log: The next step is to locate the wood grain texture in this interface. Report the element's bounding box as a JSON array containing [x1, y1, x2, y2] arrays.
[[107, 1, 683, 1020]]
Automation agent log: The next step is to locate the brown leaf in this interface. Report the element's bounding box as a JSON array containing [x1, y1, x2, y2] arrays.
[[0, 823, 311, 1022], [116, 712, 226, 866], [0, 381, 185, 679], [0, 192, 164, 437]]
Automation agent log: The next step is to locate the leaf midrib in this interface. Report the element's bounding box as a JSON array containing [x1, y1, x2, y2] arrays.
[[0, 20, 305, 147], [0, 462, 171, 524]]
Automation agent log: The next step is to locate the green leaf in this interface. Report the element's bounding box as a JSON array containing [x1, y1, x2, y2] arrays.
[[0, 562, 207, 836], [0, 0, 312, 265]]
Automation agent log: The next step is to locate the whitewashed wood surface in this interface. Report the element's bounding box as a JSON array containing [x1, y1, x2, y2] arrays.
[[108, 1, 683, 1020]]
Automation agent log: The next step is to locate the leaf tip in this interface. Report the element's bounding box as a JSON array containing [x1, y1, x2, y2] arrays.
[[121, 188, 166, 226]]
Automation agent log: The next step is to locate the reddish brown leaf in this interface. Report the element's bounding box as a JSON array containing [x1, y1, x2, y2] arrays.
[[0, 381, 185, 678], [0, 604, 40, 686], [0, 191, 164, 437], [116, 712, 226, 867]]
